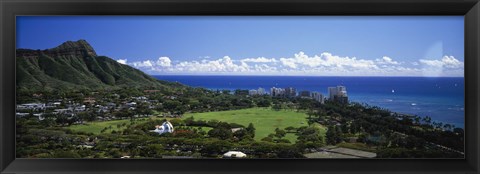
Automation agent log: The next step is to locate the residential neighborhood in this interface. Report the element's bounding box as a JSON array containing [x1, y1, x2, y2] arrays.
[[16, 89, 187, 125]]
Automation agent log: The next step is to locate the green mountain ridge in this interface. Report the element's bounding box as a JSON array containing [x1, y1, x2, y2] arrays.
[[16, 40, 173, 91]]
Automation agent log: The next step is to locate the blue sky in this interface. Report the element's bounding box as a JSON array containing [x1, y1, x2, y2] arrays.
[[17, 16, 464, 77]]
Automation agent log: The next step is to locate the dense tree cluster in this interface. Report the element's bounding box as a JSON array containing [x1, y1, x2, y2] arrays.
[[304, 101, 464, 157]]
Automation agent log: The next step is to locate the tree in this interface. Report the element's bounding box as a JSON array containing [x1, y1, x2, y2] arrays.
[[184, 116, 195, 125], [274, 128, 286, 138], [233, 129, 253, 141], [453, 128, 464, 135], [163, 100, 182, 114], [306, 110, 316, 120], [246, 123, 256, 138], [331, 112, 342, 120], [326, 125, 338, 145], [272, 103, 283, 111], [220, 90, 231, 95], [201, 140, 232, 157], [136, 102, 152, 117], [256, 99, 271, 107], [261, 136, 273, 142], [174, 104, 188, 116], [76, 112, 90, 124], [234, 89, 249, 96], [55, 114, 69, 126], [422, 116, 432, 124], [207, 120, 220, 127], [284, 126, 297, 133], [53, 150, 81, 158], [169, 118, 185, 126], [115, 108, 133, 119], [296, 125, 325, 147], [335, 125, 344, 143], [39, 117, 57, 127], [208, 128, 233, 140], [40, 113, 57, 127], [276, 139, 291, 143], [340, 124, 349, 134]]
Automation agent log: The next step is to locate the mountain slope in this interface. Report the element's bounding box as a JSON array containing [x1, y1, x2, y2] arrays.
[[16, 40, 170, 91]]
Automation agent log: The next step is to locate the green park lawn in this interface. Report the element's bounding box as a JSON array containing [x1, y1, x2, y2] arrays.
[[185, 107, 324, 142], [68, 119, 132, 134], [68, 117, 168, 134], [68, 107, 326, 143]]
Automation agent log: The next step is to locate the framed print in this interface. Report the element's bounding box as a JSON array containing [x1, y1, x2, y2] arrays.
[[1, 0, 480, 173]]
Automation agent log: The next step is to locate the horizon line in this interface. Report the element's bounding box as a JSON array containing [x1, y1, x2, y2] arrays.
[[148, 74, 465, 78]]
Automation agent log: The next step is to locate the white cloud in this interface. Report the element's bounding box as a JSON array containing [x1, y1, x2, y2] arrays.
[[279, 58, 297, 69], [172, 56, 250, 73], [441, 56, 463, 68], [241, 57, 277, 63], [198, 56, 211, 59], [278, 52, 378, 70], [419, 59, 443, 67], [129, 57, 172, 72], [254, 64, 277, 72], [132, 60, 154, 68], [419, 55, 463, 68], [157, 57, 172, 67], [419, 55, 464, 77], [117, 59, 127, 65], [126, 52, 463, 77], [376, 56, 399, 65]]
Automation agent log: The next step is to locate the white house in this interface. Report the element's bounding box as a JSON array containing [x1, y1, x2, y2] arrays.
[[16, 103, 46, 110], [33, 113, 45, 120], [16, 113, 30, 117], [126, 102, 137, 107], [150, 121, 174, 135], [223, 151, 247, 158], [231, 128, 244, 133]]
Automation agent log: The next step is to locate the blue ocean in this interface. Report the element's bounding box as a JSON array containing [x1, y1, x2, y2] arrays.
[[154, 75, 465, 128]]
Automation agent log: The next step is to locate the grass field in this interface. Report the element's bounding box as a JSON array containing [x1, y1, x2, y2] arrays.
[[68, 107, 326, 143], [185, 107, 316, 142], [68, 117, 168, 134], [68, 119, 131, 134]]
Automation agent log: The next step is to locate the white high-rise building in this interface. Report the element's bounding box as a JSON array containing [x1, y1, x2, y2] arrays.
[[270, 87, 285, 97], [249, 89, 258, 96], [329, 86, 347, 100], [311, 92, 325, 104], [328, 86, 348, 104], [337, 86, 347, 97], [285, 87, 297, 98], [328, 87, 338, 100], [257, 87, 265, 95]]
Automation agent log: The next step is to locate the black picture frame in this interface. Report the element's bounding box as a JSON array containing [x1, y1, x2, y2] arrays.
[[1, 0, 479, 173]]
